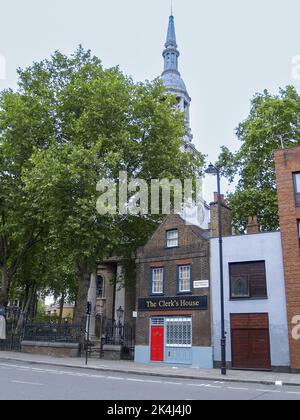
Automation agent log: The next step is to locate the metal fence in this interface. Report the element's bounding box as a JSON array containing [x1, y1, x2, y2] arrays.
[[0, 320, 23, 352], [103, 319, 135, 350], [23, 323, 85, 343]]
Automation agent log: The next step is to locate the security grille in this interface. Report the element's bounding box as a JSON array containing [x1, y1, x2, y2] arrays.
[[166, 318, 192, 348]]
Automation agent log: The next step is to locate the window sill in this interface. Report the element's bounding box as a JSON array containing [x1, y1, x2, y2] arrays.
[[230, 297, 269, 301], [177, 292, 193, 296]]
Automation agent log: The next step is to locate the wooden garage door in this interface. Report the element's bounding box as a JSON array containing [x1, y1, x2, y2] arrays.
[[231, 314, 271, 370]]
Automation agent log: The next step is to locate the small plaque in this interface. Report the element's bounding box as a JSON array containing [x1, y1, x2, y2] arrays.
[[194, 280, 210, 289], [132, 311, 138, 318]]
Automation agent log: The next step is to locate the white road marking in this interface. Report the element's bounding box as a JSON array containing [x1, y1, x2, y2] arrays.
[[144, 380, 163, 384], [127, 378, 145, 382], [227, 387, 249, 391], [256, 389, 281, 394], [286, 391, 300, 395], [11, 380, 43, 386], [107, 376, 124, 381], [164, 382, 182, 386], [187, 384, 206, 388]]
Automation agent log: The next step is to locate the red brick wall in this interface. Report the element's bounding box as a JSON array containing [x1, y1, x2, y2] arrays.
[[275, 147, 300, 370]]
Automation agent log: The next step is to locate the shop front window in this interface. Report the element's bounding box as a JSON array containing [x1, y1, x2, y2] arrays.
[[165, 318, 192, 348]]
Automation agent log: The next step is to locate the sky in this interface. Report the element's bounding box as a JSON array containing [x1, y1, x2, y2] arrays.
[[0, 0, 300, 200]]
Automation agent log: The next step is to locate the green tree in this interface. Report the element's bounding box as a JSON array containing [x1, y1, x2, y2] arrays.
[[0, 76, 52, 307], [15, 47, 204, 323], [218, 86, 300, 232]]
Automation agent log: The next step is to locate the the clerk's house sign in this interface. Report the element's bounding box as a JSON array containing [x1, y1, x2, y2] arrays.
[[138, 296, 208, 312]]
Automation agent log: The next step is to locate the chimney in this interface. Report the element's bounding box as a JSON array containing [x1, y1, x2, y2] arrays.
[[210, 193, 232, 238], [246, 216, 260, 234]]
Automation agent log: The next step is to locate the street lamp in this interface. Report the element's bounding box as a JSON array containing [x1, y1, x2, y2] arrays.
[[205, 163, 227, 376], [116, 306, 124, 325]]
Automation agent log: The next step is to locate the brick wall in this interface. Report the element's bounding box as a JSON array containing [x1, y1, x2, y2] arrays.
[[275, 147, 300, 371], [210, 193, 232, 238], [135, 214, 211, 347]]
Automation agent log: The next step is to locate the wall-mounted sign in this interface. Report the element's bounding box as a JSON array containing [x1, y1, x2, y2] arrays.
[[138, 296, 208, 312], [194, 280, 210, 289], [132, 311, 138, 318]]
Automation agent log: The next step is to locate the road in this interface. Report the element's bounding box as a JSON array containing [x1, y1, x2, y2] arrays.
[[0, 359, 299, 401]]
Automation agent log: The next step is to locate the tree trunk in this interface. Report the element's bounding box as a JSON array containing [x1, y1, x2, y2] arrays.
[[0, 265, 10, 308], [58, 292, 66, 325], [73, 261, 91, 326], [17, 284, 36, 330]]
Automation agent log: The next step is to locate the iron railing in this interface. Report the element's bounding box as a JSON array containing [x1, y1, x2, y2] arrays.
[[0, 320, 23, 351], [103, 319, 135, 349], [23, 323, 85, 343], [0, 319, 23, 352]]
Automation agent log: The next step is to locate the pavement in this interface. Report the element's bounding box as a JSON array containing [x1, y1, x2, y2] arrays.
[[0, 351, 300, 387]]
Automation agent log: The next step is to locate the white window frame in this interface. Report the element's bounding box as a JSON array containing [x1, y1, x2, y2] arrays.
[[152, 268, 164, 295], [178, 265, 191, 293], [166, 229, 179, 248]]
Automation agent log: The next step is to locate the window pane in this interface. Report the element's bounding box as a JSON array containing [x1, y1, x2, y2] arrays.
[[295, 174, 300, 207], [96, 276, 104, 298], [152, 268, 164, 294], [179, 266, 191, 292], [167, 230, 178, 247], [295, 173, 300, 193], [230, 261, 267, 299], [231, 275, 250, 298], [166, 318, 192, 347]]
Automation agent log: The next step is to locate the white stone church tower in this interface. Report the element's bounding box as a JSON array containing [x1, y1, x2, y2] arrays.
[[161, 14, 196, 152]]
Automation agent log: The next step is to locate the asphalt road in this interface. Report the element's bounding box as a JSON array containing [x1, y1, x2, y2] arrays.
[[0, 359, 300, 401]]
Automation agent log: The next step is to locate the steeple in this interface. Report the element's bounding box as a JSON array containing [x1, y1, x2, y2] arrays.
[[166, 15, 177, 48], [161, 14, 194, 148], [162, 15, 180, 76]]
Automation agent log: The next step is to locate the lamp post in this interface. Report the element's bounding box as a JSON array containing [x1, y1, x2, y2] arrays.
[[116, 306, 124, 345], [85, 301, 92, 366], [116, 306, 124, 326], [205, 163, 227, 376]]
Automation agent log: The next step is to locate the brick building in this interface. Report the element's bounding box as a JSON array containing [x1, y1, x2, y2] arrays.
[[275, 146, 300, 372], [134, 213, 213, 368]]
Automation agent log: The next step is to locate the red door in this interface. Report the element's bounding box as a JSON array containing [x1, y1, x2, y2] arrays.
[[151, 326, 164, 362]]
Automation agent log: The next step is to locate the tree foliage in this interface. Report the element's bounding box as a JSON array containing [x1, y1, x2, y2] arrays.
[[0, 47, 204, 320], [218, 86, 300, 232]]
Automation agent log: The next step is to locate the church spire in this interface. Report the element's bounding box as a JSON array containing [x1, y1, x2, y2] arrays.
[[161, 13, 194, 147], [162, 15, 180, 75], [165, 14, 177, 48]]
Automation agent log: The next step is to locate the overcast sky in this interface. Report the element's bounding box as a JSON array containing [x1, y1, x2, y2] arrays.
[[0, 0, 299, 199]]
